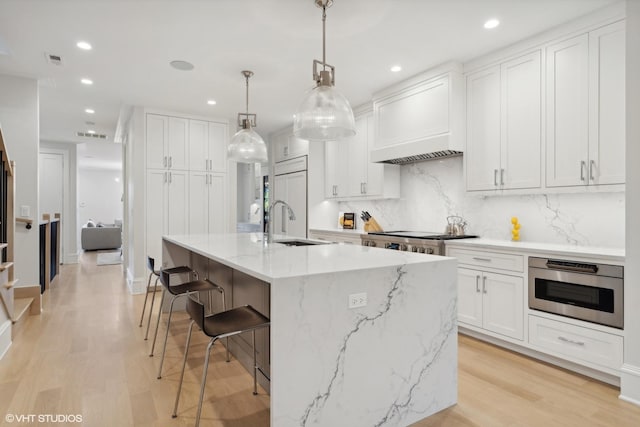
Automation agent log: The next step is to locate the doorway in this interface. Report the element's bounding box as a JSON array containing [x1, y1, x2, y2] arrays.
[[39, 151, 65, 258]]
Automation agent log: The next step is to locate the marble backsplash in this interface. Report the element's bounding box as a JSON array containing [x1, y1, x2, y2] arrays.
[[339, 157, 625, 248]]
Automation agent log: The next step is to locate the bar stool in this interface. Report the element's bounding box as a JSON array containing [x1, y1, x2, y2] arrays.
[[139, 256, 192, 340], [151, 269, 226, 380], [172, 295, 270, 427]]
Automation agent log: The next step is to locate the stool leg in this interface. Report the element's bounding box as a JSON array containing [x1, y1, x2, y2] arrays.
[[157, 294, 180, 379], [252, 329, 258, 395], [139, 272, 153, 327], [144, 276, 160, 340], [220, 289, 230, 363], [195, 338, 217, 427], [149, 288, 166, 357], [172, 319, 195, 418]]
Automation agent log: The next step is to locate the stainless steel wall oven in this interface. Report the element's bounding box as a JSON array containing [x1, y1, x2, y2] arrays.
[[528, 257, 623, 329]]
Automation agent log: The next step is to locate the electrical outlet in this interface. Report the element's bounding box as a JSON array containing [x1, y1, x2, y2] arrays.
[[20, 205, 30, 217], [348, 292, 367, 309]]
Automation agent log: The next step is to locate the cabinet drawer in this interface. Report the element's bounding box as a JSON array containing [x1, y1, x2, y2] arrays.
[[447, 248, 524, 272], [528, 315, 622, 370]]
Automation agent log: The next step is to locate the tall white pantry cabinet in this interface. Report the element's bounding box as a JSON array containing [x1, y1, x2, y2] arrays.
[[145, 113, 229, 263]]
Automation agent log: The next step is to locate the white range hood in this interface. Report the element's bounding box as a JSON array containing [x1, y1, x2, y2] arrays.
[[370, 133, 462, 165]]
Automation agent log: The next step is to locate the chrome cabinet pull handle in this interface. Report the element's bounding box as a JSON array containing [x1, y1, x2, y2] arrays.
[[482, 276, 487, 294], [169, 172, 172, 183], [580, 161, 586, 181], [169, 156, 173, 168], [163, 172, 167, 183], [475, 275, 480, 293], [363, 182, 367, 194], [558, 336, 585, 346], [501, 169, 505, 186], [163, 156, 167, 168], [590, 160, 596, 181], [494, 169, 498, 186], [472, 257, 491, 262]]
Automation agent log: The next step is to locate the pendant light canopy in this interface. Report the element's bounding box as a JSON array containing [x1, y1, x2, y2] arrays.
[[227, 70, 268, 163], [293, 0, 355, 141]]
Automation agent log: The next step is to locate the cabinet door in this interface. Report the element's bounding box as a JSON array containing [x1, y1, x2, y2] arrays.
[[482, 272, 524, 340], [188, 120, 209, 172], [347, 115, 369, 196], [466, 67, 501, 191], [588, 21, 625, 186], [272, 133, 289, 163], [146, 169, 167, 262], [546, 34, 589, 187], [167, 170, 189, 235], [457, 268, 483, 328], [501, 51, 542, 190], [284, 170, 307, 238], [208, 173, 227, 233], [324, 140, 348, 198], [209, 122, 228, 173], [167, 117, 189, 170], [146, 114, 168, 169], [287, 134, 309, 159], [188, 171, 209, 235], [362, 113, 387, 197]]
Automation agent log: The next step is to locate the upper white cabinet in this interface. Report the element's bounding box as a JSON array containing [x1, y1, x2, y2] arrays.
[[546, 20, 625, 188], [189, 120, 228, 172], [325, 111, 399, 200], [466, 51, 542, 192], [146, 114, 188, 170], [271, 127, 309, 163], [370, 63, 463, 163]]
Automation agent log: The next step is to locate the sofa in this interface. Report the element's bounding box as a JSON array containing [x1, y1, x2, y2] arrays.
[[81, 222, 122, 251]]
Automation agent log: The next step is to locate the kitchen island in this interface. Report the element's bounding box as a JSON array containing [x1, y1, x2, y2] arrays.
[[162, 233, 458, 427]]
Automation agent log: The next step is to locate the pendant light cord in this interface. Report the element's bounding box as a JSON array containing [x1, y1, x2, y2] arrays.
[[322, 3, 327, 71], [245, 74, 250, 116]]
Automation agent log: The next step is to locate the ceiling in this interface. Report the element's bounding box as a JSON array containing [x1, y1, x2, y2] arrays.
[[0, 0, 619, 165]]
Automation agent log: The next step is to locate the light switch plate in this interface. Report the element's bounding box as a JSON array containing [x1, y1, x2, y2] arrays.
[[348, 292, 367, 309], [20, 205, 30, 217]]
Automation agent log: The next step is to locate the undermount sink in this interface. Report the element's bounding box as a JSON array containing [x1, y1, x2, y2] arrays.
[[274, 239, 328, 247]]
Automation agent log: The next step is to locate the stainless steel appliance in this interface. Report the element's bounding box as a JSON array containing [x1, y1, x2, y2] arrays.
[[361, 231, 477, 256], [528, 257, 624, 329]]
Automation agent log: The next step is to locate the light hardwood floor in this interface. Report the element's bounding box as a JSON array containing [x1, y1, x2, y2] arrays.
[[0, 252, 638, 427]]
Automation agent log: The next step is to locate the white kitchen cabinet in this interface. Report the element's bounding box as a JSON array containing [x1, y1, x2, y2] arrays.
[[146, 114, 189, 170], [324, 111, 399, 200], [146, 169, 189, 262], [189, 120, 228, 173], [546, 20, 625, 188], [189, 171, 227, 235], [466, 50, 541, 192], [273, 170, 307, 238], [272, 127, 309, 163], [457, 267, 524, 341]]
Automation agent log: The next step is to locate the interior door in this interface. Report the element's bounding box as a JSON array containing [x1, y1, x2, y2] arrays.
[[39, 152, 64, 256]]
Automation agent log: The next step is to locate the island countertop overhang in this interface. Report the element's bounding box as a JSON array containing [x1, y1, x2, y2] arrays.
[[163, 232, 455, 282]]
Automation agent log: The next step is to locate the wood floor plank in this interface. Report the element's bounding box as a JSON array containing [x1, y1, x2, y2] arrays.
[[0, 252, 639, 427]]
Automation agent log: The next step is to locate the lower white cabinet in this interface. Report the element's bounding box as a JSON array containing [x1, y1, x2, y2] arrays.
[[146, 169, 189, 262], [189, 171, 226, 235], [528, 315, 622, 371], [308, 229, 363, 245], [458, 267, 524, 340]]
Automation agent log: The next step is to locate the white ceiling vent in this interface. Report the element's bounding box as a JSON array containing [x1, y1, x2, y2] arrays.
[[76, 131, 107, 140], [45, 52, 62, 66]]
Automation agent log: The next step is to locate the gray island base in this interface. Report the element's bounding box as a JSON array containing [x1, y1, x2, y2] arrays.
[[162, 233, 458, 427]]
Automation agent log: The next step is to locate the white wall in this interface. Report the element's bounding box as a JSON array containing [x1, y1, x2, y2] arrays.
[[334, 157, 625, 248], [78, 169, 122, 226], [0, 74, 39, 286], [621, 0, 640, 406], [40, 141, 79, 264]]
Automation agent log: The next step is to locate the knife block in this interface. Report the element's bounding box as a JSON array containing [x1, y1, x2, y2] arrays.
[[364, 218, 383, 232]]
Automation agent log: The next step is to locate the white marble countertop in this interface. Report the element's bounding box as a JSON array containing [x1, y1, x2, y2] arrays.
[[164, 232, 449, 282], [444, 238, 625, 263]]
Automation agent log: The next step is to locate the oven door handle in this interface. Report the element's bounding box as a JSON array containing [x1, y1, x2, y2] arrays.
[[545, 260, 598, 274]]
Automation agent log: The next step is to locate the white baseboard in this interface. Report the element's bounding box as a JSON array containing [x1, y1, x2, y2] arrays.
[[64, 251, 79, 264], [620, 363, 640, 406], [126, 268, 145, 295], [0, 320, 11, 360]]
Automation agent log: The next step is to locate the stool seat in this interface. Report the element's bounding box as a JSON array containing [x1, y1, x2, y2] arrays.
[[162, 265, 193, 275], [202, 306, 269, 338], [167, 279, 216, 295]]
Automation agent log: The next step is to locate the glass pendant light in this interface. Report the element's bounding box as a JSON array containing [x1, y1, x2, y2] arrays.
[[227, 70, 268, 163], [293, 0, 355, 141]]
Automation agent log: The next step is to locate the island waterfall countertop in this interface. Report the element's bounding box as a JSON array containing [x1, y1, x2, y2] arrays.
[[162, 233, 458, 427]]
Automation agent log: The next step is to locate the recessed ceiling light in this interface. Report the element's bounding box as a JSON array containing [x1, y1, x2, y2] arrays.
[[207, 99, 217, 105], [76, 41, 92, 50], [170, 60, 194, 71], [85, 108, 95, 114], [81, 78, 93, 85], [390, 65, 402, 73], [484, 18, 500, 29], [87, 130, 96, 134]]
